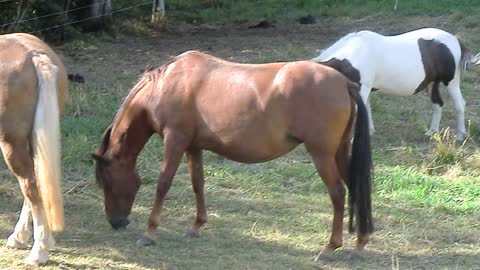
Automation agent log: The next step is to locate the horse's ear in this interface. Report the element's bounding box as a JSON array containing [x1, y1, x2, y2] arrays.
[[91, 153, 111, 165]]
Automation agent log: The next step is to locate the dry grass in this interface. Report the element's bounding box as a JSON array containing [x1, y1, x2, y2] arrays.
[[1, 13, 480, 270]]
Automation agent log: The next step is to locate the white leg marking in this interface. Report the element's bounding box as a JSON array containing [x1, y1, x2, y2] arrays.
[[426, 103, 442, 137], [6, 201, 32, 249], [25, 204, 55, 265], [447, 80, 466, 141]]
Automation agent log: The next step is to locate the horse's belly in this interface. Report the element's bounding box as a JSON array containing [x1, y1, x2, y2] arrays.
[[375, 84, 417, 96], [372, 45, 426, 96], [197, 129, 298, 164], [215, 142, 298, 163], [373, 72, 424, 96]]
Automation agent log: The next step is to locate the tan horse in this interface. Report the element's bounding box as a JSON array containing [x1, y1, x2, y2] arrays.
[[0, 33, 68, 265], [93, 51, 373, 260]]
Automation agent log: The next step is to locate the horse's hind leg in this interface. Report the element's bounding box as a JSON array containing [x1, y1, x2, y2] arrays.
[[6, 200, 32, 249], [446, 77, 466, 141], [425, 103, 442, 137], [426, 81, 443, 137], [0, 140, 54, 265], [307, 148, 345, 261], [335, 136, 355, 234], [185, 149, 207, 237]]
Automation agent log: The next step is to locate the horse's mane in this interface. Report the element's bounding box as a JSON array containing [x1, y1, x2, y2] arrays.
[[97, 58, 177, 155], [113, 60, 175, 123]]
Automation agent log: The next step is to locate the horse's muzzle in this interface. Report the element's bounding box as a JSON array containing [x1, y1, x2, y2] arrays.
[[109, 217, 130, 230]]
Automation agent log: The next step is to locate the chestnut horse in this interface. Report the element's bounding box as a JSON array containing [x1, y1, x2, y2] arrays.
[[93, 51, 373, 260], [0, 33, 68, 265]]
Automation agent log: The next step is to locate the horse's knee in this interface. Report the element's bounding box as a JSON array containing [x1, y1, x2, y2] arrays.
[[328, 181, 345, 208]]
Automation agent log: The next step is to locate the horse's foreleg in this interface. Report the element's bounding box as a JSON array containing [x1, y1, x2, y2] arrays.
[[138, 131, 189, 246], [0, 141, 54, 265], [308, 151, 344, 261], [359, 85, 374, 135], [447, 81, 466, 141], [185, 149, 207, 237], [6, 200, 32, 249]]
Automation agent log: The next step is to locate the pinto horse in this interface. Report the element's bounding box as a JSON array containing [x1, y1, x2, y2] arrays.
[[312, 27, 480, 141], [93, 51, 373, 260], [0, 33, 68, 265]]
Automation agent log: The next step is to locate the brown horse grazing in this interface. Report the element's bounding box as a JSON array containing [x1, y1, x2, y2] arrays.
[[0, 33, 68, 265], [93, 50, 374, 260]]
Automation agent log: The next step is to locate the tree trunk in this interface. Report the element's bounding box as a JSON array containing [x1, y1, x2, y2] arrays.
[[9, 0, 29, 32], [102, 0, 112, 26], [151, 0, 165, 23], [85, 0, 111, 32]]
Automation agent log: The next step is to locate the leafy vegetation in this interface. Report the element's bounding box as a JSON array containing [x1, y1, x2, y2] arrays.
[[3, 0, 480, 39]]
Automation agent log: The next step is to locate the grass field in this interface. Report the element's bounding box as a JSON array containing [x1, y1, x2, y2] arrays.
[[2, 2, 480, 269]]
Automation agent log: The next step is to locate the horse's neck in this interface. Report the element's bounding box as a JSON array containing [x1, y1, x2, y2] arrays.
[[319, 31, 382, 61], [109, 105, 153, 163], [318, 33, 359, 61]]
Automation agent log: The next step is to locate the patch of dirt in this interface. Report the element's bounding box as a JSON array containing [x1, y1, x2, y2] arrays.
[[60, 15, 455, 84]]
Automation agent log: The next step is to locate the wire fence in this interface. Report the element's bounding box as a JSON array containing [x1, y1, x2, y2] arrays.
[[1, 1, 152, 34], [0, 1, 109, 29]]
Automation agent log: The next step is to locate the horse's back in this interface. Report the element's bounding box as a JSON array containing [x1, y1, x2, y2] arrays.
[[0, 33, 68, 141], [156, 55, 353, 162]]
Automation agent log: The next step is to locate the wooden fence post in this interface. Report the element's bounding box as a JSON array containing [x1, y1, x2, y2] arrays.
[[151, 0, 165, 23]]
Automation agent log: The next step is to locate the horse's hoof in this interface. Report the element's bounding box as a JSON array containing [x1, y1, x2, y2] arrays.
[[6, 236, 28, 249], [425, 130, 437, 137], [314, 252, 333, 262], [136, 235, 156, 246], [455, 133, 466, 142], [185, 228, 200, 238], [24, 250, 49, 265], [348, 249, 366, 260]]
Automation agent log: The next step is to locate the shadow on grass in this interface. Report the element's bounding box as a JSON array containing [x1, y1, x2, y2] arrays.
[[1, 182, 478, 270]]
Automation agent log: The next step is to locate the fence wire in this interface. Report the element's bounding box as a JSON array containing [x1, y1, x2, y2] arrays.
[[1, 1, 152, 34], [0, 1, 109, 29]]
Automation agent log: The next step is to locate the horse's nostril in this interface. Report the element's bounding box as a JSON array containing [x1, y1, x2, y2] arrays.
[[110, 217, 130, 230]]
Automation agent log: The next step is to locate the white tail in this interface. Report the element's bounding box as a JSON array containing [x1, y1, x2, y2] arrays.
[[31, 53, 64, 232]]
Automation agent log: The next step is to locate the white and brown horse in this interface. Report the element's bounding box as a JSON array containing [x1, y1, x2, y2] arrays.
[[313, 27, 480, 141], [0, 33, 68, 265]]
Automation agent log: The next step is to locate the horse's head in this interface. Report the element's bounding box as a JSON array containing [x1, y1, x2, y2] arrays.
[[92, 126, 141, 230]]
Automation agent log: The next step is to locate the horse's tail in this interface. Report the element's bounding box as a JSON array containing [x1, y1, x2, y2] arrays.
[[458, 39, 480, 77], [346, 81, 374, 235], [31, 53, 64, 232]]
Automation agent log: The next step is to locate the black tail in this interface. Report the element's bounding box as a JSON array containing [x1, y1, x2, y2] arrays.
[[346, 81, 374, 235]]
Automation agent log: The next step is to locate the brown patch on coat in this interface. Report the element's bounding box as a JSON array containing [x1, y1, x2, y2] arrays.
[[415, 38, 456, 106], [319, 58, 361, 83]]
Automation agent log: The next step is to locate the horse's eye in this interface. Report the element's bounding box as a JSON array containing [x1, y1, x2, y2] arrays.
[[96, 167, 112, 190]]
